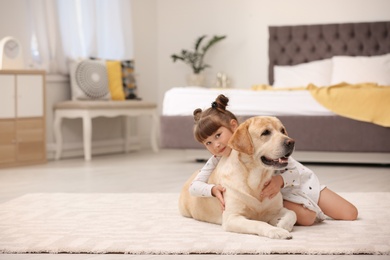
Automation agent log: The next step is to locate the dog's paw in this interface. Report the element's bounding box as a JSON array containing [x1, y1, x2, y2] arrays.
[[265, 227, 293, 240]]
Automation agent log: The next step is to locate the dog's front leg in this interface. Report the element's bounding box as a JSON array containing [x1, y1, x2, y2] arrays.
[[222, 213, 292, 239], [269, 208, 297, 232]]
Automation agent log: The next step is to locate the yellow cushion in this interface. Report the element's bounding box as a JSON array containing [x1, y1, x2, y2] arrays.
[[106, 61, 125, 100]]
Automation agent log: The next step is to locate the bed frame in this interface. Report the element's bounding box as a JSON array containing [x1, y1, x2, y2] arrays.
[[160, 21, 390, 164]]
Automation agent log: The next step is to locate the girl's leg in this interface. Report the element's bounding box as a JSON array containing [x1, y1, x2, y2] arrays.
[[318, 188, 358, 220], [283, 200, 316, 226]]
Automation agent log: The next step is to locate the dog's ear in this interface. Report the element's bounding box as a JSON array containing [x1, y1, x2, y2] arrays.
[[228, 121, 254, 155]]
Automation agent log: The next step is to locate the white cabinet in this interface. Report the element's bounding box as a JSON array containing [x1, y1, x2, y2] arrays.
[[17, 75, 44, 117], [0, 75, 15, 118], [0, 70, 46, 167]]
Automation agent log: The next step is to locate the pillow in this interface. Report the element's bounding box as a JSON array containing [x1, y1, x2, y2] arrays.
[[273, 59, 332, 88], [70, 59, 111, 100], [121, 60, 139, 99], [331, 54, 390, 85], [106, 60, 126, 100]]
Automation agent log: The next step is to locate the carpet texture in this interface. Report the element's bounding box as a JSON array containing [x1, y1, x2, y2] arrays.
[[0, 192, 389, 255]]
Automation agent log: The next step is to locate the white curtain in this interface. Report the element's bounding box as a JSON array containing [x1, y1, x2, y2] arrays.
[[56, 0, 134, 61], [27, 0, 68, 74], [27, 0, 134, 74]]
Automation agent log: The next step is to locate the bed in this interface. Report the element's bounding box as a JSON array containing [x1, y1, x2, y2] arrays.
[[160, 21, 390, 164]]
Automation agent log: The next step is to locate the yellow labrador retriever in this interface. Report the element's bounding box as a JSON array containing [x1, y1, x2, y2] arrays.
[[179, 116, 297, 239]]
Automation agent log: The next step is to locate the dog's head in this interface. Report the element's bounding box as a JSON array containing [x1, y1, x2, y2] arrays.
[[228, 116, 294, 169]]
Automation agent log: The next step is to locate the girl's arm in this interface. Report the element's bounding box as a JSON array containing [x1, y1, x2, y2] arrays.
[[261, 157, 301, 200], [189, 156, 220, 197]]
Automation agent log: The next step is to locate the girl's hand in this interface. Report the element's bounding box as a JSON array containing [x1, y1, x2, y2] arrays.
[[260, 175, 284, 201], [212, 184, 226, 210]]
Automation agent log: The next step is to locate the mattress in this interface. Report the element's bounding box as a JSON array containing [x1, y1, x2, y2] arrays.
[[162, 87, 335, 116]]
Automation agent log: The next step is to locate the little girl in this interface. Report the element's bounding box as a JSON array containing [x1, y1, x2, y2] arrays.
[[189, 94, 358, 226]]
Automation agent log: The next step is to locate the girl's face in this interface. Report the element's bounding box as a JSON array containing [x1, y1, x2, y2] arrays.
[[203, 120, 238, 157]]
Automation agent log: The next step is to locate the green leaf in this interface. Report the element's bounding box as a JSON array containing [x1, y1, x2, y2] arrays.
[[202, 35, 227, 53], [170, 35, 227, 74], [194, 35, 207, 52]]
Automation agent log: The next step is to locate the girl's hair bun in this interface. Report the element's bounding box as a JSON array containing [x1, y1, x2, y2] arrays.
[[193, 108, 202, 122], [214, 94, 229, 111]]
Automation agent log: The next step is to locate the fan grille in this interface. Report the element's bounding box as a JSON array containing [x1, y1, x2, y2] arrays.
[[75, 60, 109, 99]]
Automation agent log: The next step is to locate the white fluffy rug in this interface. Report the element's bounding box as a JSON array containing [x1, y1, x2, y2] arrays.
[[0, 192, 389, 255]]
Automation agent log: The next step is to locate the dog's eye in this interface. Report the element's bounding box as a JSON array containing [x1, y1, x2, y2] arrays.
[[261, 129, 270, 136], [281, 128, 286, 134]]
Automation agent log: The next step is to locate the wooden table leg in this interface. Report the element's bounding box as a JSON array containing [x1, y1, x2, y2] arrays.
[[82, 113, 92, 161], [53, 111, 63, 160]]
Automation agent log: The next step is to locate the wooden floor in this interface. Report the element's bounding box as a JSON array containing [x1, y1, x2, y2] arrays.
[[0, 149, 389, 260]]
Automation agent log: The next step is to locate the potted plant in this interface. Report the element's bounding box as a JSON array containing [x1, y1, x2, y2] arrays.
[[171, 35, 226, 86]]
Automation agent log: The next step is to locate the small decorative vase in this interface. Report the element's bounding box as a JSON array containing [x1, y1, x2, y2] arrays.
[[186, 73, 205, 87]]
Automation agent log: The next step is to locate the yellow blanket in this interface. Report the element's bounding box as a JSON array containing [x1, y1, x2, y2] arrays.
[[252, 83, 390, 127]]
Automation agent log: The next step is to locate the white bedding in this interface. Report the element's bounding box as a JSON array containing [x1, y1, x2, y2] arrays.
[[162, 87, 335, 116]]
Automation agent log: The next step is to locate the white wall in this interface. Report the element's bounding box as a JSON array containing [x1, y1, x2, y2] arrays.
[[1, 0, 389, 159], [0, 0, 30, 67]]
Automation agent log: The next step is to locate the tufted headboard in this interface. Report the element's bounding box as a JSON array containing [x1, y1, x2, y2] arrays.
[[268, 21, 390, 85]]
